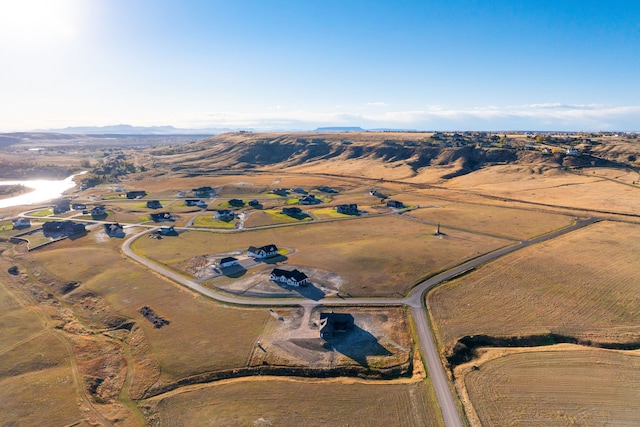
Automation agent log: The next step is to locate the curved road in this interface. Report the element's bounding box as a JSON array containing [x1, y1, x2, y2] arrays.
[[121, 217, 599, 427]]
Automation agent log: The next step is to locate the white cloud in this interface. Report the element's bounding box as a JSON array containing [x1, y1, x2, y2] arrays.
[[366, 101, 388, 107]]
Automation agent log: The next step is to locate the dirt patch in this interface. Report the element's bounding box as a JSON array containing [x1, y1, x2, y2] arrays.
[[250, 307, 413, 374]]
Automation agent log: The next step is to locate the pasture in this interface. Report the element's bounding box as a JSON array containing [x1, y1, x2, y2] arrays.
[[401, 199, 575, 240], [428, 220, 640, 349], [142, 378, 443, 427], [464, 346, 640, 426], [132, 215, 511, 297], [28, 240, 270, 395]]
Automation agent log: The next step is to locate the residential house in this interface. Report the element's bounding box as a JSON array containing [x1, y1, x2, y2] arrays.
[[386, 200, 405, 209], [42, 221, 86, 236], [228, 198, 244, 207], [247, 244, 279, 259], [184, 199, 207, 208], [299, 194, 321, 205], [269, 268, 308, 287], [336, 204, 358, 215], [150, 212, 175, 222], [317, 186, 337, 193], [218, 256, 239, 268], [270, 188, 289, 196], [146, 200, 162, 209], [282, 207, 303, 217], [214, 210, 235, 221], [319, 312, 355, 339], [126, 190, 147, 199], [293, 187, 307, 195], [192, 186, 214, 198], [52, 199, 70, 214], [248, 199, 262, 208], [104, 223, 124, 237], [91, 205, 107, 217], [71, 203, 87, 210], [12, 218, 31, 229], [158, 226, 176, 235]]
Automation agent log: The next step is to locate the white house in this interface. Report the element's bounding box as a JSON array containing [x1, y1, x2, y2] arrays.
[[247, 244, 279, 258], [12, 218, 31, 228], [269, 268, 308, 287], [219, 256, 239, 268]]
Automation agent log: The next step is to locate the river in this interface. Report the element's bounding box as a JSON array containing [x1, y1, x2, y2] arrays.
[[0, 172, 85, 209]]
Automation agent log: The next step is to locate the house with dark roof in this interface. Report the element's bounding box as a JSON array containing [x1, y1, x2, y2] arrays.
[[91, 205, 107, 217], [299, 194, 321, 205], [126, 190, 147, 199], [282, 207, 303, 217], [184, 199, 207, 208], [386, 200, 405, 209], [71, 203, 87, 210], [228, 198, 244, 207], [42, 221, 86, 236], [12, 218, 31, 229], [336, 204, 358, 215], [218, 256, 239, 268], [192, 186, 214, 197], [247, 244, 279, 259], [104, 223, 124, 237], [269, 268, 308, 287], [214, 210, 235, 221], [248, 199, 262, 208], [317, 186, 338, 193], [158, 226, 176, 235], [53, 199, 70, 214], [319, 312, 354, 339], [146, 200, 162, 209], [150, 212, 175, 222]]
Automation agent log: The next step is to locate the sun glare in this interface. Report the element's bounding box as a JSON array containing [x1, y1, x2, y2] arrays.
[[0, 0, 81, 44]]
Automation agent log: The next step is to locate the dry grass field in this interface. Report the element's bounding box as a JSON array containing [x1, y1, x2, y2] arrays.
[[27, 238, 270, 395], [132, 216, 511, 297], [464, 346, 640, 426], [428, 220, 640, 349], [401, 199, 575, 240], [142, 378, 443, 427], [443, 165, 640, 215]]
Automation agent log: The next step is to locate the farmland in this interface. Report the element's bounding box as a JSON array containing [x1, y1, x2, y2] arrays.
[[428, 220, 640, 349], [464, 346, 640, 426], [142, 378, 443, 427]]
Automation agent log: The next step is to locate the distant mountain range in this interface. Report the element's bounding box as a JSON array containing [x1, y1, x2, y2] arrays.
[[40, 124, 237, 135]]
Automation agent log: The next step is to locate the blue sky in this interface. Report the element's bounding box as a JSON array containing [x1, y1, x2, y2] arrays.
[[1, 0, 639, 131]]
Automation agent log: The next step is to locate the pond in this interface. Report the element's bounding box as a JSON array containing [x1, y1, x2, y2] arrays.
[[0, 172, 85, 209]]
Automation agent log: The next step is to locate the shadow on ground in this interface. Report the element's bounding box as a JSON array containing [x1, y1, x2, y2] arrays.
[[275, 281, 325, 301], [223, 265, 248, 278], [324, 326, 392, 368]]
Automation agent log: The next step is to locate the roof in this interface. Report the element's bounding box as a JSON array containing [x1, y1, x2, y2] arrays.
[[271, 268, 307, 282], [249, 244, 278, 254], [220, 256, 238, 264]]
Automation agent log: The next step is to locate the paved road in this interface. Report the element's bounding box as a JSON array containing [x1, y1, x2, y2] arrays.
[[120, 217, 600, 427]]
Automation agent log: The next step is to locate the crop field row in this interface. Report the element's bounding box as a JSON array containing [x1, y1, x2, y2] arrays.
[[428, 220, 640, 349], [143, 378, 443, 427], [465, 347, 640, 426]]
